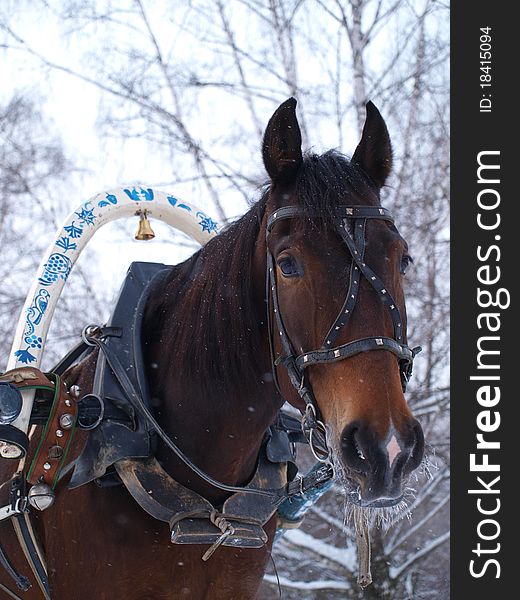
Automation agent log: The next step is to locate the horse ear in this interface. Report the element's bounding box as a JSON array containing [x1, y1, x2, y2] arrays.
[[262, 97, 303, 184], [351, 101, 392, 188]]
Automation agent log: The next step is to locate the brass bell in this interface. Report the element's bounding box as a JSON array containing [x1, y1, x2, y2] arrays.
[[135, 211, 155, 241]]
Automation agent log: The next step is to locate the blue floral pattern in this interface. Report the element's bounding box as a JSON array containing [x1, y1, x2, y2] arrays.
[[98, 193, 118, 207], [14, 348, 37, 364], [38, 253, 72, 286], [124, 187, 154, 201], [56, 236, 77, 252], [26, 290, 49, 330], [14, 289, 49, 364], [13, 188, 217, 365], [64, 221, 83, 238]]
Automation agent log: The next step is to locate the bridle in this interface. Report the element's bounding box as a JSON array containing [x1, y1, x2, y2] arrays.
[[266, 204, 422, 461]]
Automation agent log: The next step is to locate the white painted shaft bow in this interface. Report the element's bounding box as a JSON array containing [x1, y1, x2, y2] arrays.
[[1, 186, 218, 458]]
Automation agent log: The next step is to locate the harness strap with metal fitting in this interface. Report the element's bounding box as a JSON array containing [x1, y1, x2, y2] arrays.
[[0, 368, 78, 493], [81, 330, 276, 498], [295, 336, 417, 369], [0, 538, 30, 593], [11, 512, 50, 600], [0, 472, 50, 600], [0, 367, 78, 600], [113, 442, 334, 557]]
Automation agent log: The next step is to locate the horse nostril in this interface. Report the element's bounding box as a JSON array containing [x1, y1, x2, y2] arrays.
[[340, 422, 370, 474], [404, 419, 425, 474]]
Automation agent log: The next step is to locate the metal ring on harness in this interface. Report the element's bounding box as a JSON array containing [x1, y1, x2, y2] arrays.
[[82, 324, 102, 346], [302, 402, 317, 427], [76, 394, 105, 430], [301, 404, 330, 463], [301, 403, 320, 434], [308, 422, 330, 463]]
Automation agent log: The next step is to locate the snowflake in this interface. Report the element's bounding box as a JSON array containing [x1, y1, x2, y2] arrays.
[[75, 203, 97, 226], [197, 212, 218, 234]]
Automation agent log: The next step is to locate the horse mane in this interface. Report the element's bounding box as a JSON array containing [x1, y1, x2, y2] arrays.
[[144, 150, 375, 397], [296, 149, 378, 230], [144, 194, 269, 396]]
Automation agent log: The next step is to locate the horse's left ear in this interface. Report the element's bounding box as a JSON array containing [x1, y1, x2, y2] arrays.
[[351, 101, 392, 188], [262, 97, 303, 184]]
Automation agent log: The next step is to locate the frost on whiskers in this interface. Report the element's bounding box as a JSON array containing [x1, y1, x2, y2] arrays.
[[329, 443, 435, 531]]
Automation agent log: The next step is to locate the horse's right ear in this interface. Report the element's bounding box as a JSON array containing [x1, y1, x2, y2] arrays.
[[262, 98, 303, 184], [352, 101, 392, 188]]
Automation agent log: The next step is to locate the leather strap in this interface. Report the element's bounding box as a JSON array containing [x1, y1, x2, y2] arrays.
[[266, 205, 394, 232], [338, 222, 404, 342], [0, 367, 78, 487], [0, 473, 51, 600], [265, 202, 421, 466], [0, 581, 24, 599], [12, 512, 50, 599], [0, 540, 30, 592], [286, 463, 335, 497], [50, 326, 121, 377], [295, 337, 415, 369], [84, 332, 275, 498], [322, 216, 366, 347], [25, 374, 78, 488], [0, 368, 54, 391]]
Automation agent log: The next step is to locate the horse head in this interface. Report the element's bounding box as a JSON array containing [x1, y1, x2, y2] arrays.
[[262, 98, 424, 508]]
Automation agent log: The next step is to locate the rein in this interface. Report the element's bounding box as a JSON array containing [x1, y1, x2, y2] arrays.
[[81, 328, 279, 498], [266, 204, 421, 460]]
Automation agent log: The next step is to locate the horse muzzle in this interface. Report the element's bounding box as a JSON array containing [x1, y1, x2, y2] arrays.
[[339, 419, 424, 508]]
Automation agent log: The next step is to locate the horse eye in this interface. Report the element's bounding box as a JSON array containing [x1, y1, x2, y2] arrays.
[[400, 254, 413, 275], [277, 256, 301, 277]]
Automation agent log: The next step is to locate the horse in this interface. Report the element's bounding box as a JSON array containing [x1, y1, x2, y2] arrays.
[[0, 98, 424, 599]]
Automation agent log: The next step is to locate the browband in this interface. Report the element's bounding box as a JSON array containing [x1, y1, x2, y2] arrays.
[[267, 205, 394, 233]]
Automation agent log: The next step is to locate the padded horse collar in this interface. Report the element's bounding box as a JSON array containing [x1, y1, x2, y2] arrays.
[[266, 204, 421, 458], [69, 262, 170, 489]]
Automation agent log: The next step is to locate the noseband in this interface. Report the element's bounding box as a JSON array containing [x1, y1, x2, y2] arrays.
[[266, 205, 421, 460]]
